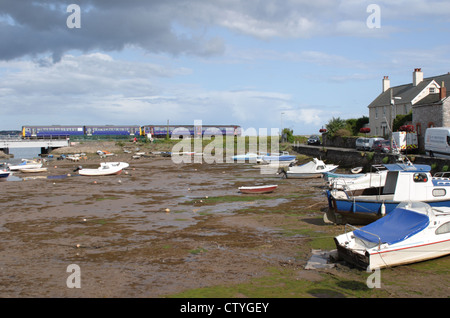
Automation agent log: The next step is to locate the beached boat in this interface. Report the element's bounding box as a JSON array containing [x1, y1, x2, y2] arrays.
[[231, 152, 261, 162], [100, 162, 129, 170], [259, 151, 297, 163], [325, 162, 450, 225], [77, 163, 123, 176], [334, 201, 450, 270], [19, 167, 48, 173], [239, 185, 278, 194], [281, 158, 338, 179], [0, 170, 10, 179], [8, 159, 43, 171], [325, 165, 388, 195]]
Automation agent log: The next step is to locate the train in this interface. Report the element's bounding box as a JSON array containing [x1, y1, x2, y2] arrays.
[[21, 124, 242, 139]]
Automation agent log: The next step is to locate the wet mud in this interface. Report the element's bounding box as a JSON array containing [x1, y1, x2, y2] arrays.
[[0, 153, 448, 298]]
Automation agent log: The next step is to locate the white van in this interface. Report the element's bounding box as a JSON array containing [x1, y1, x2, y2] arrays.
[[424, 127, 450, 158], [355, 137, 370, 150]]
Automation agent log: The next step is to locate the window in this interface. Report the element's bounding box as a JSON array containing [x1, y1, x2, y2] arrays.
[[432, 189, 446, 197], [375, 107, 378, 119], [413, 173, 428, 183], [430, 87, 436, 93], [436, 222, 450, 235]]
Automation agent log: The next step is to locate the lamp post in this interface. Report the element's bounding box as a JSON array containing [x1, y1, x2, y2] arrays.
[[280, 112, 285, 138], [390, 90, 402, 149]]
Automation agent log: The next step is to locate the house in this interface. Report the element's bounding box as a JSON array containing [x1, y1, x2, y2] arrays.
[[368, 68, 450, 150]]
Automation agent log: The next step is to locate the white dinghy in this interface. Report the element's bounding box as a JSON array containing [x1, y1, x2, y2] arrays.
[[77, 162, 126, 176]]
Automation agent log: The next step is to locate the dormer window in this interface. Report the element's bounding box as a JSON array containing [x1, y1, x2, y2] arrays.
[[430, 87, 436, 93]]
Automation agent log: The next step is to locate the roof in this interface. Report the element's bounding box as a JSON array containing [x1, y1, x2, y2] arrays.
[[368, 73, 450, 108]]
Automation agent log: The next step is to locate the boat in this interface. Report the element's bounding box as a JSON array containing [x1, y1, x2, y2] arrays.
[[8, 159, 43, 171], [259, 151, 297, 163], [280, 158, 338, 179], [19, 167, 48, 173], [238, 185, 278, 194], [325, 165, 388, 195], [325, 162, 450, 225], [0, 170, 10, 179], [351, 167, 363, 174], [334, 201, 450, 270], [77, 163, 123, 176], [100, 162, 129, 170], [323, 171, 365, 182], [231, 152, 261, 162]]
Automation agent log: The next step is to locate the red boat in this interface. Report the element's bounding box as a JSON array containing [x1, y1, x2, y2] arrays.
[[238, 185, 278, 194]]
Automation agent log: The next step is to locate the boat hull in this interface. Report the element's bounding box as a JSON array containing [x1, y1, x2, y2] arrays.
[[239, 185, 278, 194], [0, 171, 10, 179], [78, 167, 123, 176], [326, 190, 450, 225], [335, 236, 450, 270]]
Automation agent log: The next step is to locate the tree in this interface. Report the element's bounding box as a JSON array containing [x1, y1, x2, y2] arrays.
[[325, 117, 347, 137], [281, 128, 294, 143], [393, 112, 412, 132]]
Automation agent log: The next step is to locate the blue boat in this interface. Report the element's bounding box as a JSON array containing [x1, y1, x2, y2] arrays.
[[260, 151, 297, 163], [325, 163, 450, 225]]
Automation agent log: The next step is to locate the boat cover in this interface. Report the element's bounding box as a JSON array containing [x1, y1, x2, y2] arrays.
[[354, 208, 429, 245], [383, 163, 431, 172]]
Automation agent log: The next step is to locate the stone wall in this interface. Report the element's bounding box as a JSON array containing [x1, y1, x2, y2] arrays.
[[292, 144, 450, 172], [412, 103, 443, 151], [321, 134, 358, 149]]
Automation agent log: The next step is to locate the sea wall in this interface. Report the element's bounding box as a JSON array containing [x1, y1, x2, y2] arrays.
[[292, 143, 450, 172]]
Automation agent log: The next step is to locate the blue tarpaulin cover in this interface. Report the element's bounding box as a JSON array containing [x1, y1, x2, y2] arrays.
[[354, 208, 430, 245], [383, 163, 431, 172]]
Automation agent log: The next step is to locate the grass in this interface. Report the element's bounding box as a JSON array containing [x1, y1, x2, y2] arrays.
[[168, 267, 390, 298]]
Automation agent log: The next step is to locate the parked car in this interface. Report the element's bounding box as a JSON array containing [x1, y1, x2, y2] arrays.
[[368, 137, 384, 149], [307, 135, 321, 145], [372, 139, 392, 153], [355, 137, 370, 150]]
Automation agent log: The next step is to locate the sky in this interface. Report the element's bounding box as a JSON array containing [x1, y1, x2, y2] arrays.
[[1, 0, 450, 135]]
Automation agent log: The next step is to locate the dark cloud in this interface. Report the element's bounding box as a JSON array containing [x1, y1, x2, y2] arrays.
[[0, 0, 225, 62]]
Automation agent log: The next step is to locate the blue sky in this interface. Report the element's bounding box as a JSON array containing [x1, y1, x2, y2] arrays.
[[1, 0, 450, 135]]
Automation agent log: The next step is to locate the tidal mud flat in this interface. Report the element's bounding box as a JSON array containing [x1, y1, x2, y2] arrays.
[[0, 150, 449, 298]]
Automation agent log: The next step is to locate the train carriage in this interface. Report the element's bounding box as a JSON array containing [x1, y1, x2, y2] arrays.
[[85, 125, 141, 136], [22, 125, 84, 138], [141, 124, 241, 138]]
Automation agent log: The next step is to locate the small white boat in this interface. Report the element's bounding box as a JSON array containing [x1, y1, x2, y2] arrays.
[[281, 158, 338, 178], [8, 159, 43, 171], [239, 185, 278, 194], [334, 201, 450, 270], [100, 162, 129, 169], [78, 163, 123, 176], [19, 167, 48, 173]]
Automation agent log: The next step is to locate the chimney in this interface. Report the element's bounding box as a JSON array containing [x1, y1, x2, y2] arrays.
[[440, 81, 447, 100], [413, 68, 423, 86], [382, 76, 390, 92]]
